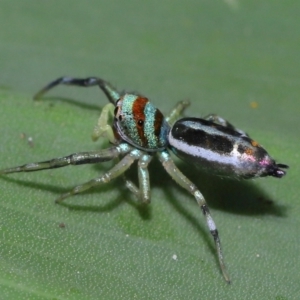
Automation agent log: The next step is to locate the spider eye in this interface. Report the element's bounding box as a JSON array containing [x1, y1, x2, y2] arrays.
[[137, 119, 144, 126]]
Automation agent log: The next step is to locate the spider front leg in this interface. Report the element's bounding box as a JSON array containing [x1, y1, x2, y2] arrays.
[[33, 76, 120, 104], [158, 151, 230, 283], [204, 114, 248, 137]]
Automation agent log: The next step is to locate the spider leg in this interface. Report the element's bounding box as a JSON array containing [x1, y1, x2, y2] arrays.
[[124, 153, 153, 204], [92, 102, 116, 143], [166, 100, 190, 125], [55, 148, 143, 203], [204, 114, 248, 137], [158, 151, 230, 283], [0, 145, 131, 174], [33, 76, 120, 104], [137, 154, 152, 203]]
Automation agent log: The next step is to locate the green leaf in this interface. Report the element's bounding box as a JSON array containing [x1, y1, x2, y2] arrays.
[[0, 1, 299, 299]]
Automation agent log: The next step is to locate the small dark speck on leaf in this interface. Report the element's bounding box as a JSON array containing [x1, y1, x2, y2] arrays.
[[59, 223, 66, 229]]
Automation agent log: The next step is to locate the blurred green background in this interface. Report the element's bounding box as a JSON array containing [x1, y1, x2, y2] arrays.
[[0, 1, 299, 299]]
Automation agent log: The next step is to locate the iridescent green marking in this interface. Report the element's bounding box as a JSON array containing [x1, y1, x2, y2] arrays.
[[120, 94, 142, 146], [158, 118, 170, 147], [144, 102, 159, 148]]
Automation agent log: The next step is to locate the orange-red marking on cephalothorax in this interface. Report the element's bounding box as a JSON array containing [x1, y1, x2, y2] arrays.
[[132, 97, 148, 146]]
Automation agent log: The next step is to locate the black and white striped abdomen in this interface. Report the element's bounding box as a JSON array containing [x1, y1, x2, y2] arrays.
[[168, 118, 285, 179]]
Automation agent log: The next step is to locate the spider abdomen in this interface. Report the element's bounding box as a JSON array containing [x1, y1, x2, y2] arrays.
[[169, 118, 287, 179]]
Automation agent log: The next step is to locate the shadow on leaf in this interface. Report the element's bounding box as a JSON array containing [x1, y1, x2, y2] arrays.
[[36, 96, 102, 111]]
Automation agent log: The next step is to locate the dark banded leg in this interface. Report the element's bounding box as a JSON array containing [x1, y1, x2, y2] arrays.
[[166, 100, 190, 125], [204, 114, 248, 137], [158, 150, 230, 283], [0, 146, 128, 174], [33, 76, 120, 104]]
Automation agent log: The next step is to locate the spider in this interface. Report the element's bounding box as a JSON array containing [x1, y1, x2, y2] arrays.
[[0, 77, 288, 283]]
